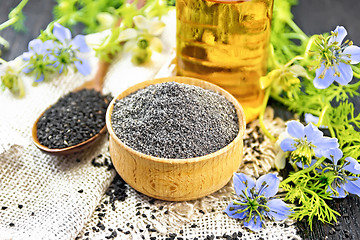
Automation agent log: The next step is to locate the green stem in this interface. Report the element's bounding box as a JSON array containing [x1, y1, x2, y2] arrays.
[[284, 56, 304, 68], [328, 124, 336, 138], [259, 88, 276, 141], [0, 0, 28, 31], [0, 36, 9, 49], [0, 18, 18, 32], [285, 19, 308, 41], [304, 35, 317, 59], [316, 105, 329, 127], [269, 92, 289, 106], [353, 71, 360, 79], [280, 157, 326, 186]]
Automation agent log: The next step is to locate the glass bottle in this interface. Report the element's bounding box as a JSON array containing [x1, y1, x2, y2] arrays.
[[176, 0, 274, 122]]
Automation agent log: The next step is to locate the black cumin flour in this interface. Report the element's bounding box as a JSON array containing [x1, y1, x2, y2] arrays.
[[111, 82, 239, 159], [37, 89, 112, 149]]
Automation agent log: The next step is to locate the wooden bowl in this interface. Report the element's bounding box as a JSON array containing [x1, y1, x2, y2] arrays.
[[106, 76, 246, 201]]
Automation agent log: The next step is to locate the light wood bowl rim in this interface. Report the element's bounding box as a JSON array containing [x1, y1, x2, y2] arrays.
[[106, 76, 246, 164]]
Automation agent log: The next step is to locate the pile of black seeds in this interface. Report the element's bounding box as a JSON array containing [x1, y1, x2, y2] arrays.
[[78, 174, 128, 240], [37, 89, 112, 149], [111, 82, 239, 159]]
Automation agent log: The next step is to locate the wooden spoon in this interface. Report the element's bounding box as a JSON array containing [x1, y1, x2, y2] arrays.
[[32, 61, 110, 155]]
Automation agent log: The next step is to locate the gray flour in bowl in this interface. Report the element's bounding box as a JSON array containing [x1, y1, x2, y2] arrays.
[[111, 82, 239, 159]]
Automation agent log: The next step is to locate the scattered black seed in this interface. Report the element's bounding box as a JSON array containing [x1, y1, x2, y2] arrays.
[[141, 235, 145, 239], [91, 158, 103, 167], [9, 223, 14, 227], [37, 89, 112, 149], [149, 228, 157, 232], [164, 210, 169, 214], [78, 189, 84, 193], [136, 211, 141, 216], [190, 224, 197, 228], [136, 203, 141, 207], [97, 221, 105, 231], [31, 212, 35, 216], [142, 213, 147, 218], [179, 230, 184, 234], [159, 206, 164, 210], [199, 209, 205, 214], [206, 235, 215, 240], [151, 215, 156, 219], [169, 233, 177, 238], [111, 82, 239, 159], [1, 206, 7, 210], [76, 159, 81, 163], [146, 224, 150, 229], [98, 213, 105, 217], [150, 237, 156, 240], [117, 228, 122, 232], [105, 230, 117, 239], [149, 199, 156, 204], [84, 232, 89, 236], [18, 204, 23, 209], [124, 231, 130, 235], [103, 174, 128, 211]]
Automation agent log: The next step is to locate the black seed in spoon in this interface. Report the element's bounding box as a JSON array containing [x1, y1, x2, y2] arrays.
[[36, 89, 112, 149]]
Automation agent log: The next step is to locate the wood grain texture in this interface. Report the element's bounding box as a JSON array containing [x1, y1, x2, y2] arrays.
[[106, 76, 246, 201]]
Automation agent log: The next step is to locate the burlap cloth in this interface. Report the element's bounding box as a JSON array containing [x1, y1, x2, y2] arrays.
[[0, 11, 300, 240]]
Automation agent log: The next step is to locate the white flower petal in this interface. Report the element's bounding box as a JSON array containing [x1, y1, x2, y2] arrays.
[[133, 15, 149, 30], [150, 37, 163, 52], [118, 28, 138, 42], [148, 21, 166, 36]]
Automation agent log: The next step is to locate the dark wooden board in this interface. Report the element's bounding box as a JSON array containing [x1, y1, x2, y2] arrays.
[[1, 0, 360, 239]]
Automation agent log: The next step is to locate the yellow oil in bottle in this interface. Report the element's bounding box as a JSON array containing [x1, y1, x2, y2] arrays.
[[176, 0, 273, 122]]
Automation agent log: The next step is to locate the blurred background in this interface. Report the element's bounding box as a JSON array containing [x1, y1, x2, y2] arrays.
[[1, 0, 360, 61]]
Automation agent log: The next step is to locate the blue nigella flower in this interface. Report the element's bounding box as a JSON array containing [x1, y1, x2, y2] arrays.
[[321, 148, 360, 198], [313, 26, 360, 89], [280, 120, 338, 165], [225, 173, 291, 232], [22, 39, 56, 82], [52, 23, 91, 75]]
